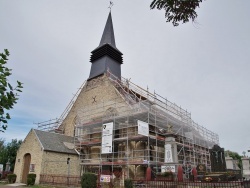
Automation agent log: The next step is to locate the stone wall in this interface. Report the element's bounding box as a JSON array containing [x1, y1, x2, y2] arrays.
[[14, 129, 80, 184], [14, 129, 43, 184], [242, 157, 250, 179], [41, 152, 80, 176], [60, 75, 129, 137]]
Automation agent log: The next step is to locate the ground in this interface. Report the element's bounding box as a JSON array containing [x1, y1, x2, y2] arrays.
[[0, 183, 63, 188]]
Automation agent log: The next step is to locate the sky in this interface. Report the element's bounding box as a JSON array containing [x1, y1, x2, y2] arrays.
[[0, 0, 249, 155]]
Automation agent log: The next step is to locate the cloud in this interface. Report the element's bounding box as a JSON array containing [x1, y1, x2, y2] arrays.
[[0, 0, 250, 154]]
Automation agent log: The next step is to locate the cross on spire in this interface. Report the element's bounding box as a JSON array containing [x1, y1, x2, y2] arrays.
[[108, 1, 114, 11]]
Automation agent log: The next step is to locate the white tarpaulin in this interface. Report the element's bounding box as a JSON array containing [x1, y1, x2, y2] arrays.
[[101, 122, 113, 154], [0, 164, 3, 174], [164, 144, 173, 163], [185, 132, 194, 140], [100, 175, 111, 182], [161, 165, 176, 173], [137, 120, 149, 136]]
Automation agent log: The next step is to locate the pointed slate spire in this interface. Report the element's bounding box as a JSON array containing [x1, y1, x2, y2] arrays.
[[99, 12, 116, 48], [88, 12, 123, 81]]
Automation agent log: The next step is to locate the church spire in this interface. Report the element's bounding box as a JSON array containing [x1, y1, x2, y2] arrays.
[[99, 12, 116, 48], [88, 12, 123, 81]]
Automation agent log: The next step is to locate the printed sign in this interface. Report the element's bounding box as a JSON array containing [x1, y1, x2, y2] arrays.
[[100, 175, 111, 182], [161, 165, 175, 173], [30, 164, 35, 172], [138, 120, 149, 136], [164, 144, 173, 163], [0, 164, 3, 174], [143, 160, 148, 164], [197, 164, 206, 175], [101, 122, 113, 154]]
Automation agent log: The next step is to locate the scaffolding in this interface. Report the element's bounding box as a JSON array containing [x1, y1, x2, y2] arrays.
[[74, 71, 219, 179], [36, 68, 219, 180]]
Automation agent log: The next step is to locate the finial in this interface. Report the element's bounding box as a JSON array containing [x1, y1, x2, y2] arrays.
[[108, 1, 114, 11]]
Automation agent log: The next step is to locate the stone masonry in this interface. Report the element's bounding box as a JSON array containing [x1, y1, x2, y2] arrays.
[[14, 130, 43, 184], [59, 75, 130, 137]]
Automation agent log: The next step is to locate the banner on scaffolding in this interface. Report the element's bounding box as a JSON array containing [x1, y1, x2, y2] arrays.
[[161, 165, 176, 173], [164, 144, 173, 163], [0, 164, 3, 174], [137, 120, 149, 136], [100, 175, 111, 182], [101, 122, 113, 154]]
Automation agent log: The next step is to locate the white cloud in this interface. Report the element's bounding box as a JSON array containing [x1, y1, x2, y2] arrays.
[[0, 0, 250, 154]]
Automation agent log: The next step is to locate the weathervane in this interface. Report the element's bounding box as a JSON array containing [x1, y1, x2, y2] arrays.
[[108, 1, 114, 11]]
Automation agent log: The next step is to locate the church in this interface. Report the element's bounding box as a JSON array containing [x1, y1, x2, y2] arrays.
[[14, 12, 219, 186]]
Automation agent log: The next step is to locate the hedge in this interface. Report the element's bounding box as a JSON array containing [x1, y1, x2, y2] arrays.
[[27, 173, 36, 185], [7, 174, 16, 183], [81, 173, 97, 188]]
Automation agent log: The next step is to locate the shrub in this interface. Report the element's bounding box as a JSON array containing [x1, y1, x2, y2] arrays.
[[162, 171, 173, 177], [81, 173, 97, 188], [7, 174, 16, 183], [27, 177, 33, 185], [124, 179, 133, 188], [27, 174, 36, 185], [162, 171, 174, 180]]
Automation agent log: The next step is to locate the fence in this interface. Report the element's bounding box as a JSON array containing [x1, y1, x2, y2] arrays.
[[39, 174, 80, 187], [132, 180, 250, 188], [39, 174, 250, 188]]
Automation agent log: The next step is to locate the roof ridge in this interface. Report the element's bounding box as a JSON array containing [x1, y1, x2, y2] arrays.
[[33, 129, 45, 150]]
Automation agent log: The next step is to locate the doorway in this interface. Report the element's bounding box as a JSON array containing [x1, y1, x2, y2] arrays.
[[21, 153, 31, 184]]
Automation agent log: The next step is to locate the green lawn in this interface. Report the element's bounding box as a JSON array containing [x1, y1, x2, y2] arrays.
[[0, 181, 73, 188], [0, 183, 63, 188], [0, 181, 7, 185], [25, 186, 55, 188], [24, 186, 69, 188]]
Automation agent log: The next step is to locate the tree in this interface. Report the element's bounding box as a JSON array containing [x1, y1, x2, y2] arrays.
[[0, 49, 23, 132], [226, 150, 242, 169], [150, 0, 203, 26], [0, 139, 22, 171], [0, 138, 4, 150]]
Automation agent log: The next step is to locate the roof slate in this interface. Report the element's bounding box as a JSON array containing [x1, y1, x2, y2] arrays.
[[99, 12, 116, 48], [33, 129, 77, 155]]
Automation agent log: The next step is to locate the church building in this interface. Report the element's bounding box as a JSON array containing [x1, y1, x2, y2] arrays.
[[14, 12, 219, 186]]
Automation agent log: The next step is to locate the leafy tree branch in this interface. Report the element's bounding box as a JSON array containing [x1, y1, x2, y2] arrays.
[[0, 49, 23, 132], [150, 0, 203, 26]]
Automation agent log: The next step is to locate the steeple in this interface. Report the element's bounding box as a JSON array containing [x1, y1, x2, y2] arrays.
[[99, 12, 116, 48], [88, 12, 123, 80]]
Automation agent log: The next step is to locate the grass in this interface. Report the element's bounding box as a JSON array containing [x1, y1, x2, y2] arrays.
[[0, 181, 71, 188], [0, 180, 7, 185], [24, 186, 63, 188], [24, 185, 71, 188], [25, 186, 53, 188], [0, 182, 62, 188]]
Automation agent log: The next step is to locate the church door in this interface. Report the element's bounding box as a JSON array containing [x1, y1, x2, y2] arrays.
[[22, 153, 31, 184]]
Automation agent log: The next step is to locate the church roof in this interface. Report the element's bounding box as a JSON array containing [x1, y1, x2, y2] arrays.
[[33, 129, 77, 155]]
